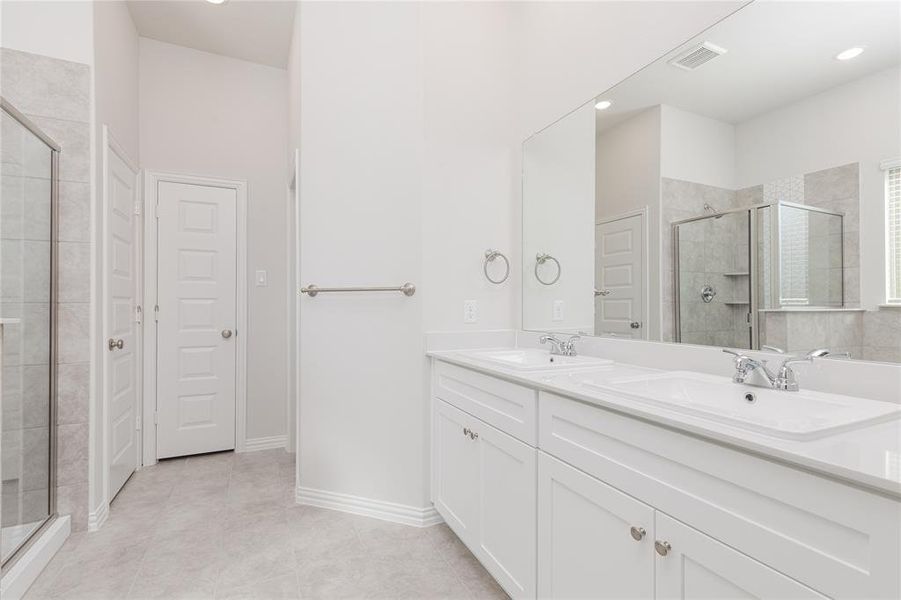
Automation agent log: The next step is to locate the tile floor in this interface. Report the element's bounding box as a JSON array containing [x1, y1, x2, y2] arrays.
[[24, 449, 508, 600]]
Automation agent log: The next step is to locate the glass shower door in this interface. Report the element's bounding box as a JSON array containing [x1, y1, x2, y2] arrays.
[[674, 210, 752, 349], [1, 102, 56, 568]]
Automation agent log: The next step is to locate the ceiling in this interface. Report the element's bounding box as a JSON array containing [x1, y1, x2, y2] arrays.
[[596, 1, 900, 132], [127, 0, 296, 68]]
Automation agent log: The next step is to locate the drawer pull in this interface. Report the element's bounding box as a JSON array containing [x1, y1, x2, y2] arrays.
[[629, 526, 646, 541], [470, 431, 479, 440], [463, 427, 470, 437], [655, 540, 671, 557]]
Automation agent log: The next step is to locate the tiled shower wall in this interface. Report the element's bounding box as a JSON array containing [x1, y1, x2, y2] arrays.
[[1, 48, 92, 531], [664, 163, 862, 351]]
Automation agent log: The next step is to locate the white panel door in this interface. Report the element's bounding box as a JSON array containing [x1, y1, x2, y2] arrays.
[[433, 399, 480, 544], [595, 214, 644, 338], [655, 513, 827, 600], [105, 145, 139, 498], [538, 452, 655, 599], [157, 181, 237, 459], [476, 418, 537, 600]]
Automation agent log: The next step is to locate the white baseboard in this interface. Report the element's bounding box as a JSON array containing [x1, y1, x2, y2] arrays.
[[296, 486, 443, 528], [87, 502, 109, 532], [0, 516, 70, 600], [241, 435, 287, 453]]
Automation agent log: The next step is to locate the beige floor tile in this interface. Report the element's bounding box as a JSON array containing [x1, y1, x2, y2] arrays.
[[24, 450, 508, 600]]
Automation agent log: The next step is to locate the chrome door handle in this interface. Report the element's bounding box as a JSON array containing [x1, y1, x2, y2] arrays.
[[107, 338, 124, 351], [630, 321, 641, 329], [595, 289, 612, 297], [655, 540, 672, 556], [629, 526, 646, 541], [221, 329, 233, 339]]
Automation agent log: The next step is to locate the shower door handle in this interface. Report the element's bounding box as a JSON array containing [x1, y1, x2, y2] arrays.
[[108, 338, 124, 351]]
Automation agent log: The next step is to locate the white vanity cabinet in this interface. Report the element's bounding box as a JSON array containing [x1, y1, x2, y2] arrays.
[[430, 359, 901, 600], [431, 363, 538, 599]]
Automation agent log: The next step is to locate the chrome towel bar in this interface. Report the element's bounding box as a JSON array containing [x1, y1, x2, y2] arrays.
[[300, 283, 416, 297]]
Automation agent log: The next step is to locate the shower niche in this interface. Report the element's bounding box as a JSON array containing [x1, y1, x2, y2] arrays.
[[673, 202, 844, 349]]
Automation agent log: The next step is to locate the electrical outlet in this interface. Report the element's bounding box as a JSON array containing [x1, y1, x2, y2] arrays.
[[552, 300, 564, 322], [463, 300, 478, 324], [255, 270, 268, 287]]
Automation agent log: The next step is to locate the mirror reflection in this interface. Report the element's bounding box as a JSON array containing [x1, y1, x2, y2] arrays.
[[522, 0, 901, 363]]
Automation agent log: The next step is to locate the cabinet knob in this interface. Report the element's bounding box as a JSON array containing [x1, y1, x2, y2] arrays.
[[463, 427, 470, 436], [470, 431, 478, 440], [654, 540, 672, 557], [629, 526, 646, 541]]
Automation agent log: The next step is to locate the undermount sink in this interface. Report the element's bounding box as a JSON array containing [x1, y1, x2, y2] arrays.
[[591, 371, 901, 440], [463, 348, 613, 371]]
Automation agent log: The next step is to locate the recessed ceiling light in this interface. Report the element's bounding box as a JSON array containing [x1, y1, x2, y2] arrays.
[[595, 100, 612, 111], [205, 0, 228, 4], [835, 47, 864, 61]]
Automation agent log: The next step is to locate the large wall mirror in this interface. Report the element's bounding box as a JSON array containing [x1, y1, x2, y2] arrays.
[[522, 0, 901, 363]]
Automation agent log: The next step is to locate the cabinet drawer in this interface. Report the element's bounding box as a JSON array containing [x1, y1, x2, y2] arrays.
[[433, 360, 537, 445], [539, 391, 901, 600]]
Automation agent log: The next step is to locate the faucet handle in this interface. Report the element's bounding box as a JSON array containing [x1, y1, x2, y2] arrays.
[[722, 348, 742, 358], [761, 345, 786, 354]]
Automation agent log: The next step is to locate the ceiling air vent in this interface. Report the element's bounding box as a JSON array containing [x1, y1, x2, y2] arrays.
[[668, 42, 727, 71]]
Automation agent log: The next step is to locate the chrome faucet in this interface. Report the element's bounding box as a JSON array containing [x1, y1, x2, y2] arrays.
[[723, 347, 848, 392], [540, 334, 580, 357]]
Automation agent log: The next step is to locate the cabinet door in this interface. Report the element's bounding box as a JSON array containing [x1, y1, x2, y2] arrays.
[[433, 399, 480, 544], [537, 452, 655, 600], [476, 419, 537, 599], [655, 513, 827, 600]]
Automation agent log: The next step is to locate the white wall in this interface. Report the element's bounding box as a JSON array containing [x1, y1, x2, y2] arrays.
[[523, 103, 596, 333], [139, 38, 289, 441], [660, 104, 735, 190], [735, 68, 901, 309], [296, 1, 426, 509], [596, 107, 662, 337], [0, 1, 94, 65]]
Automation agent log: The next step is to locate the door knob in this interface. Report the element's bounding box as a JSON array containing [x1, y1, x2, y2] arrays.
[[655, 540, 672, 556], [630, 321, 641, 329], [107, 338, 124, 351], [629, 526, 646, 541], [221, 329, 233, 339]]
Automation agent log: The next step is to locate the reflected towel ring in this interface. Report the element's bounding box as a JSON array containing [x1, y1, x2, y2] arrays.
[[483, 249, 510, 284], [535, 252, 561, 285]]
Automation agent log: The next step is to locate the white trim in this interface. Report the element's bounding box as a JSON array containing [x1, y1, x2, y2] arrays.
[[0, 516, 70, 600], [286, 149, 300, 456], [98, 125, 141, 527], [296, 486, 443, 528], [141, 170, 248, 462], [87, 502, 109, 533], [242, 435, 287, 453], [879, 157, 901, 171]]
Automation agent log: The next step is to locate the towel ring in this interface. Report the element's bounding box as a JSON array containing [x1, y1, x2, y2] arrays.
[[535, 252, 561, 285], [483, 249, 510, 284]]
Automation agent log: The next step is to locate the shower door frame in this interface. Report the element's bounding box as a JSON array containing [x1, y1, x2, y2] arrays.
[[672, 200, 845, 351], [0, 98, 60, 574], [672, 206, 758, 349]]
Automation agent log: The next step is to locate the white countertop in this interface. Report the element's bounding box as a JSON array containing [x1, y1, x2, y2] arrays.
[[427, 349, 901, 499]]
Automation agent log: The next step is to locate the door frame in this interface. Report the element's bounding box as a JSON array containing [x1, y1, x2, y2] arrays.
[[141, 170, 248, 465], [595, 207, 649, 340], [99, 125, 141, 522], [286, 149, 300, 457]]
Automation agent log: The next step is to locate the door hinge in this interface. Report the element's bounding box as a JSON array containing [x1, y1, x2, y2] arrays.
[[153, 411, 159, 425], [134, 200, 142, 215], [155, 203, 160, 219], [135, 415, 142, 431], [135, 304, 143, 325], [154, 305, 159, 323]]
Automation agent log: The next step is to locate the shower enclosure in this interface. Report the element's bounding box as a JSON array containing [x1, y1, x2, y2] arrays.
[[0, 98, 59, 570], [673, 202, 844, 350]]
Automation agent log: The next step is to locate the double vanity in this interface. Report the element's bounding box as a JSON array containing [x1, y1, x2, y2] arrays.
[[428, 346, 901, 600]]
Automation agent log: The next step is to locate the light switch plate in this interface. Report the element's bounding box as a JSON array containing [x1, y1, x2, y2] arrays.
[[552, 300, 564, 322], [255, 270, 268, 287], [463, 300, 478, 324]]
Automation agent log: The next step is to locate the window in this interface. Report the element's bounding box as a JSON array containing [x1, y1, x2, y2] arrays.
[[887, 162, 901, 304]]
